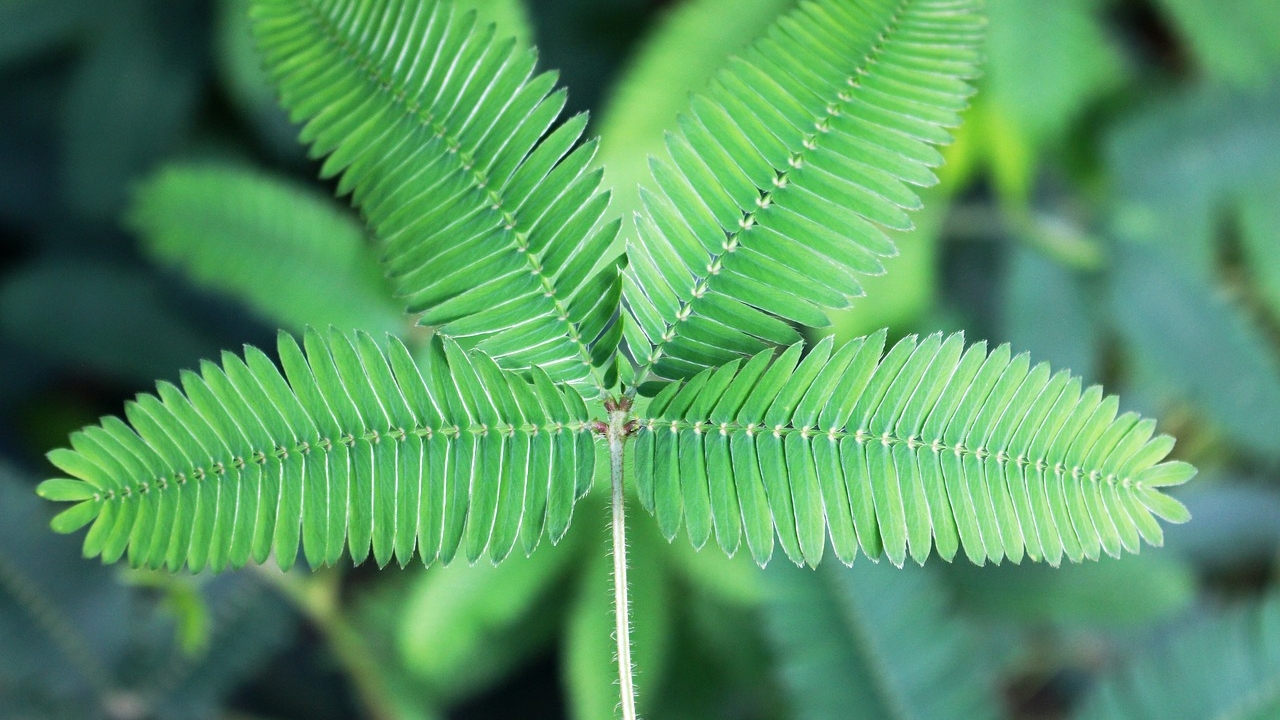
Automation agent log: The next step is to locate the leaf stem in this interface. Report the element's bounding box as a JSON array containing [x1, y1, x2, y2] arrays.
[[607, 402, 639, 720]]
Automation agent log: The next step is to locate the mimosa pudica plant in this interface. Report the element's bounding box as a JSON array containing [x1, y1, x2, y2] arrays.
[[36, 1, 1196, 717]]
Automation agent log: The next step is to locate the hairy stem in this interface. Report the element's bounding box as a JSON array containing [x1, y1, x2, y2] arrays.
[[608, 405, 638, 720]]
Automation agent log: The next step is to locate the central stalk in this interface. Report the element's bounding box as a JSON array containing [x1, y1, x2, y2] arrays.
[[601, 396, 638, 720]]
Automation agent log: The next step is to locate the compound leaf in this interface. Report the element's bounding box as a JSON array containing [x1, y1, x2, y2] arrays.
[[624, 0, 985, 385], [251, 0, 621, 396], [633, 333, 1194, 568], [38, 329, 597, 572]]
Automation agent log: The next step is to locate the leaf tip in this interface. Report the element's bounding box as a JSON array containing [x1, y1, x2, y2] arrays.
[[1139, 486, 1192, 525], [36, 478, 97, 502], [1137, 460, 1197, 488], [50, 500, 100, 534]]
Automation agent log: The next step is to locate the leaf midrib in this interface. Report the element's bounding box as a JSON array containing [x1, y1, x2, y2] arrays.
[[635, 418, 1149, 490], [293, 0, 609, 394], [88, 420, 590, 508], [629, 0, 914, 387]]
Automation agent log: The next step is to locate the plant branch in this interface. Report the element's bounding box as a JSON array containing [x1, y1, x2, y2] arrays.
[[605, 398, 639, 720]]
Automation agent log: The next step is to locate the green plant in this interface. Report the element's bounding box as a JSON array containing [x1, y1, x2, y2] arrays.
[[35, 0, 1197, 717]]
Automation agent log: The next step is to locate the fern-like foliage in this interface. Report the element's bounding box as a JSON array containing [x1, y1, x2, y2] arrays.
[[36, 0, 1198, 592], [37, 330, 596, 572], [1073, 595, 1280, 720], [623, 0, 984, 385], [632, 332, 1193, 567], [252, 0, 622, 396], [763, 561, 999, 720]]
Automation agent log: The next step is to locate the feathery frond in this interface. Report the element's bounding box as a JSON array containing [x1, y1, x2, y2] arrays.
[[38, 330, 597, 572], [251, 0, 622, 396], [1074, 594, 1280, 720], [623, 0, 985, 385], [631, 332, 1193, 567]]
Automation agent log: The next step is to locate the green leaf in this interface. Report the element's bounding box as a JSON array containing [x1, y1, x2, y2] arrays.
[[624, 0, 985, 385], [633, 333, 1194, 568], [1073, 594, 1280, 720], [40, 329, 598, 572], [129, 163, 404, 335], [250, 0, 620, 396], [49, 501, 100, 534], [763, 561, 1000, 720], [35, 479, 98, 502]]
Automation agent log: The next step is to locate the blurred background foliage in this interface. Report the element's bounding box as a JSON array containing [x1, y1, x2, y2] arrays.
[[1, 0, 1278, 718]]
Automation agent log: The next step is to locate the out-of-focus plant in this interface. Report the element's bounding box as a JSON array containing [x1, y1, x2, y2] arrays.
[[4, 0, 1279, 718], [33, 2, 1200, 719]]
